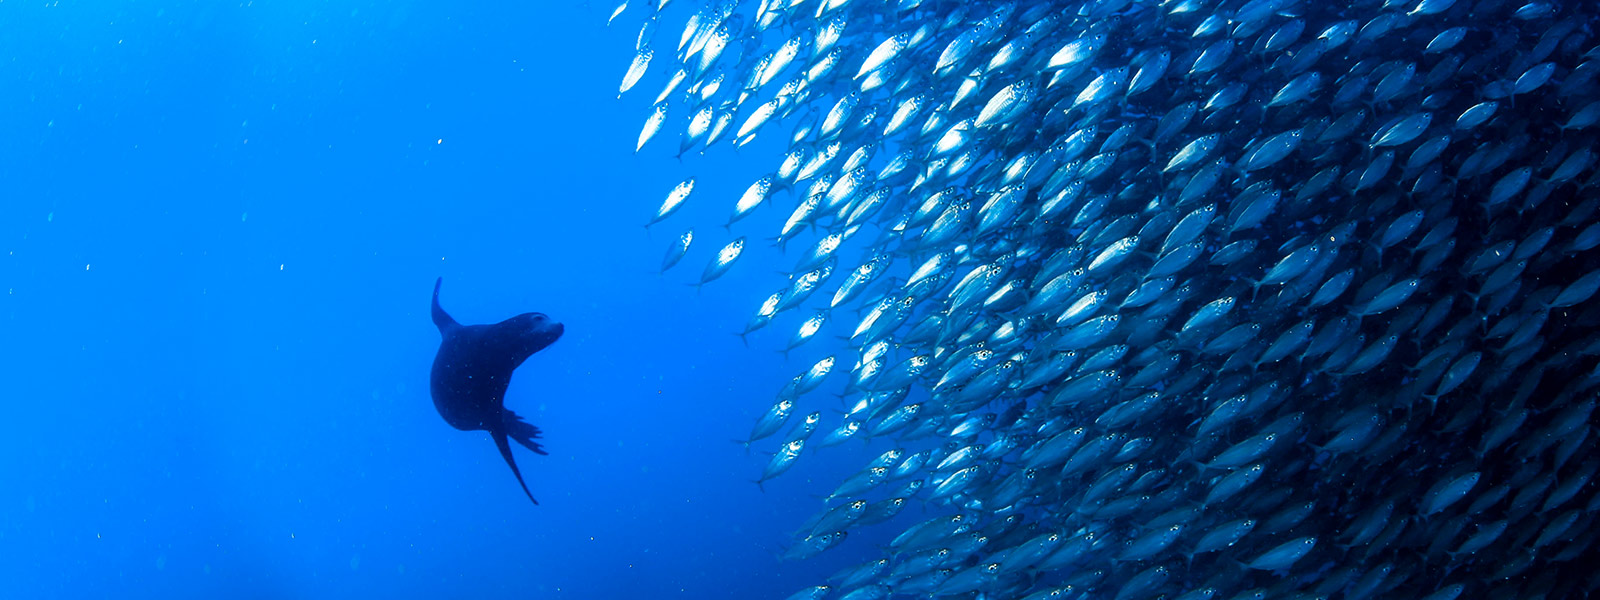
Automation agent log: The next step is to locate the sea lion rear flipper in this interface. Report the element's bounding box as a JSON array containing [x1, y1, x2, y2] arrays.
[[491, 428, 539, 505], [504, 410, 549, 456]]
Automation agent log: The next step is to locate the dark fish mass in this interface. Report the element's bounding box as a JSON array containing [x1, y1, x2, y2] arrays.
[[430, 277, 565, 505], [621, 0, 1600, 597]]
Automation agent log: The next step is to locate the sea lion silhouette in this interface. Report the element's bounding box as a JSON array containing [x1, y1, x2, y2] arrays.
[[429, 277, 563, 504]]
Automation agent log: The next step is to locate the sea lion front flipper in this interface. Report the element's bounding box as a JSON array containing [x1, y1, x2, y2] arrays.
[[432, 277, 460, 333], [491, 428, 539, 505]]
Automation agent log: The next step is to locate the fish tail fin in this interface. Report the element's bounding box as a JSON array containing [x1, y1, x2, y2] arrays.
[[734, 331, 751, 346], [492, 428, 539, 505], [732, 439, 752, 454], [1422, 393, 1440, 415]]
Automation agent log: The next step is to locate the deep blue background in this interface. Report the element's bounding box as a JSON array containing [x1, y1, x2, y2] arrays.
[[0, 1, 903, 597]]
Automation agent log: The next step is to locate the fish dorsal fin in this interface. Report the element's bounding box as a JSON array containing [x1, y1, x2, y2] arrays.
[[432, 277, 459, 332]]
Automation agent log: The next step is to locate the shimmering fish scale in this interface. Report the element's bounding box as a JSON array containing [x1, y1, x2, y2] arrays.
[[616, 2, 1600, 597]]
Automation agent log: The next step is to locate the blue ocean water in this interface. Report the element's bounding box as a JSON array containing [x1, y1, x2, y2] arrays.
[[1, 2, 879, 597]]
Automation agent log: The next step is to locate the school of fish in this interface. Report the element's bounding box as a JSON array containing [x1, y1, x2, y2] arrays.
[[617, 0, 1600, 598]]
